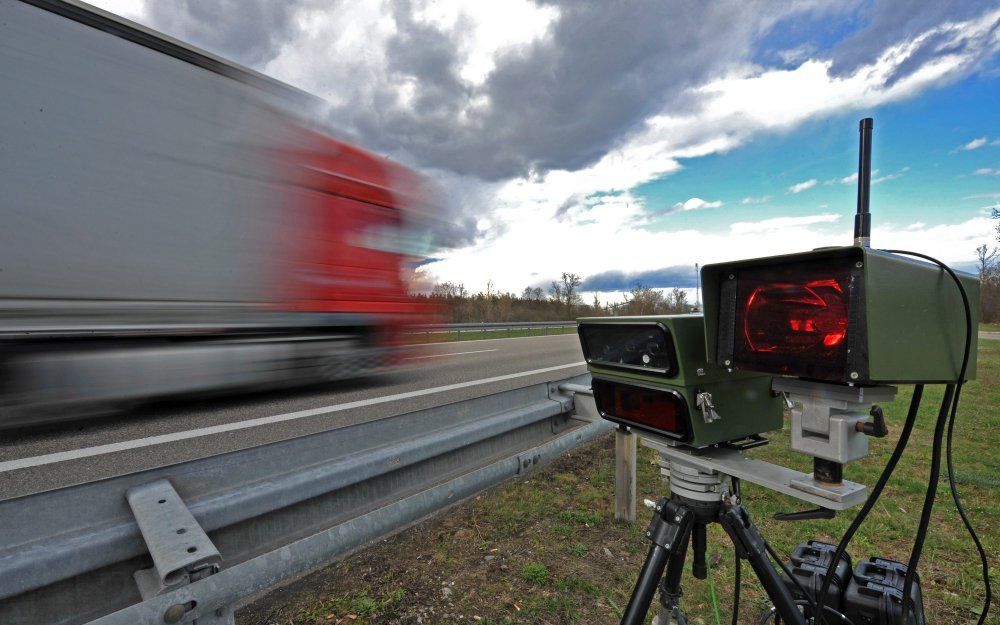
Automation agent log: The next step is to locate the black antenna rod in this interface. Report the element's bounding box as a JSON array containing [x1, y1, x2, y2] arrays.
[[854, 117, 873, 247]]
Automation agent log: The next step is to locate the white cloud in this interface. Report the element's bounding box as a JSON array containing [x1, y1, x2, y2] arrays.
[[425, 210, 993, 293], [956, 137, 989, 151], [672, 197, 723, 211], [788, 179, 818, 194], [873, 166, 911, 184], [974, 168, 1000, 176], [412, 0, 559, 85], [82, 0, 1000, 292], [729, 213, 841, 234]]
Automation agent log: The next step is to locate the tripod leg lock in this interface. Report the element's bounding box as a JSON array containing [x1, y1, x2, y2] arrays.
[[644, 498, 691, 551]]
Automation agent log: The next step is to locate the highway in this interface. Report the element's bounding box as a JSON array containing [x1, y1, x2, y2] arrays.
[[0, 333, 586, 501]]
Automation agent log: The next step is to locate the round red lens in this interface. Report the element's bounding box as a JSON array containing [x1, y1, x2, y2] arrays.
[[743, 279, 848, 353]]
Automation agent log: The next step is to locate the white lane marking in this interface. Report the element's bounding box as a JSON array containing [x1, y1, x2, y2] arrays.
[[404, 349, 498, 360], [0, 361, 588, 473]]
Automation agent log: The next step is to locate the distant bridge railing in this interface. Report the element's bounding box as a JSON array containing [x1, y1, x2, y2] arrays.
[[411, 321, 578, 338]]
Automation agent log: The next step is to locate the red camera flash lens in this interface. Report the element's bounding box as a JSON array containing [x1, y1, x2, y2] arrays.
[[731, 259, 855, 381], [743, 278, 849, 354], [593, 379, 688, 439]]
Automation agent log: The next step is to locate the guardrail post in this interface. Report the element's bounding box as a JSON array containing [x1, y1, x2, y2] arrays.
[[614, 425, 637, 523]]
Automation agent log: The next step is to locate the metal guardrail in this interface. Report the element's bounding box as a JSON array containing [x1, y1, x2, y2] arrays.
[[0, 374, 604, 625], [411, 321, 578, 337]]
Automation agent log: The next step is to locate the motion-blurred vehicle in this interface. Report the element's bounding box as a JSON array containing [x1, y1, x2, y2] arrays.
[[0, 0, 436, 426]]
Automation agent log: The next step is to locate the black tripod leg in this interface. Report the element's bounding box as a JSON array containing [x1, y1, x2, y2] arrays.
[[718, 503, 806, 625], [621, 500, 694, 625], [658, 519, 692, 620]]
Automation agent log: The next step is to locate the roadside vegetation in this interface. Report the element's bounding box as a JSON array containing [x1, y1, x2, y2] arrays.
[[240, 338, 998, 625], [417, 272, 693, 324]]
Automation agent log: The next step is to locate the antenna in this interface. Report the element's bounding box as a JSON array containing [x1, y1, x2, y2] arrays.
[[854, 117, 873, 247]]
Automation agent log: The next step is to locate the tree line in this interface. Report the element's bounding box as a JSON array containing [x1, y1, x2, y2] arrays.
[[975, 208, 1000, 323], [415, 272, 695, 323]]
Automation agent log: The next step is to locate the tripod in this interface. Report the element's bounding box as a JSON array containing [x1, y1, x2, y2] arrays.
[[621, 462, 807, 625]]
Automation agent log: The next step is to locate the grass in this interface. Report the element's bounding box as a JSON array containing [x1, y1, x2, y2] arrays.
[[240, 338, 999, 625], [405, 325, 577, 344], [980, 322, 1000, 333]]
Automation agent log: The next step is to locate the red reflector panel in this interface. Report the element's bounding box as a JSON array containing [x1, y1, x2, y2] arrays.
[[593, 379, 688, 439], [733, 259, 853, 381]]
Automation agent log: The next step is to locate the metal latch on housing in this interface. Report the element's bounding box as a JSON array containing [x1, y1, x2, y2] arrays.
[[696, 391, 720, 423]]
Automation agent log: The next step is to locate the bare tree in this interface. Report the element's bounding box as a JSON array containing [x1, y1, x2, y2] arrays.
[[978, 242, 1000, 323], [532, 287, 543, 301], [623, 283, 664, 315], [976, 244, 997, 277], [558, 272, 583, 317], [591, 293, 603, 316], [549, 281, 562, 301]]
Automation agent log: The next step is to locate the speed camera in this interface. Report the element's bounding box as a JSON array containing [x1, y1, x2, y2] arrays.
[[700, 246, 979, 384], [577, 315, 783, 448]]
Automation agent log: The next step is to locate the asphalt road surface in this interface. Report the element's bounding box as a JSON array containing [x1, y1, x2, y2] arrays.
[[0, 334, 586, 500]]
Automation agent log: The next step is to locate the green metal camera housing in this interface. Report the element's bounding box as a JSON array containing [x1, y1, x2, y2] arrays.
[[701, 246, 979, 384], [576, 315, 783, 448]]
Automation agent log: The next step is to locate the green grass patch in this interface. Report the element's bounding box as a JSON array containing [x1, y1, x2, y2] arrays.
[[521, 562, 549, 585]]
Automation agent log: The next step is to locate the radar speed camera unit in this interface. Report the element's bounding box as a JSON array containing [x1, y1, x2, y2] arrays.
[[701, 246, 979, 385], [576, 315, 783, 449]]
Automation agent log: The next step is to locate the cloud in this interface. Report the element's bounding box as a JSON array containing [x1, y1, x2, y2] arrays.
[[873, 166, 911, 184], [835, 166, 908, 185], [665, 197, 724, 213], [729, 213, 841, 234], [828, 0, 1000, 80], [788, 179, 818, 193], [582, 265, 698, 291], [974, 168, 1000, 176], [741, 195, 772, 204], [146, 0, 308, 67], [84, 0, 1000, 284], [955, 137, 989, 151]]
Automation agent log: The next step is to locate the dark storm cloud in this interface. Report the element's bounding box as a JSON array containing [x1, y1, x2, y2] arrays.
[[582, 265, 698, 291], [828, 0, 999, 79], [340, 0, 801, 182], [147, 0, 309, 67]]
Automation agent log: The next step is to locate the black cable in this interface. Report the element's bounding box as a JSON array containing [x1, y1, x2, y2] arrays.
[[882, 249, 988, 625], [814, 384, 924, 622], [946, 382, 992, 625], [731, 476, 742, 625], [758, 601, 857, 625], [763, 539, 818, 616], [900, 385, 954, 622], [731, 552, 741, 625]]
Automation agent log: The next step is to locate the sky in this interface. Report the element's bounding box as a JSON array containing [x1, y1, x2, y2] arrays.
[[93, 0, 1000, 301]]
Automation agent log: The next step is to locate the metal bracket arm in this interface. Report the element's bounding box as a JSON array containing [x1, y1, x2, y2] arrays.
[[126, 479, 222, 601]]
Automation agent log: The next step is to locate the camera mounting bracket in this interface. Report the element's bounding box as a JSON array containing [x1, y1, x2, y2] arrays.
[[641, 436, 868, 511], [773, 378, 897, 465]]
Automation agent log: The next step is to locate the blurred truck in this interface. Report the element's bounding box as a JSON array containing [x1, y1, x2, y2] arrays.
[[0, 0, 437, 426]]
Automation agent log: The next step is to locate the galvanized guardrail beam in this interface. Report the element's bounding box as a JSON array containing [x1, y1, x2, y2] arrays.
[[408, 321, 578, 337], [0, 374, 601, 625]]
